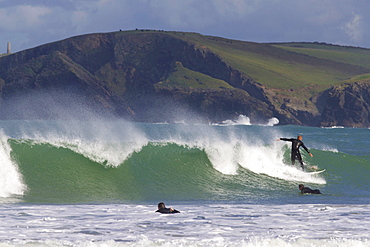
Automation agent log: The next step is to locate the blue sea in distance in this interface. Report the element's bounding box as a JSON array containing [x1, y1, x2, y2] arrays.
[[0, 117, 369, 246]]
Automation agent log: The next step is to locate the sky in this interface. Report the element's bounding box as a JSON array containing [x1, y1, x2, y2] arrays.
[[0, 0, 369, 53]]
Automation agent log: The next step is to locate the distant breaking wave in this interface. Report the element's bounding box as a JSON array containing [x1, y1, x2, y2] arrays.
[[321, 126, 345, 129], [215, 115, 279, 126]]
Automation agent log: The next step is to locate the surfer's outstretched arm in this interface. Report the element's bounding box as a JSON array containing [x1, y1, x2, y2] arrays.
[[301, 143, 314, 157], [277, 138, 294, 142]]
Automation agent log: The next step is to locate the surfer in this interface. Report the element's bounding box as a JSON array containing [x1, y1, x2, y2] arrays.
[[155, 202, 180, 214], [277, 135, 313, 170], [299, 184, 322, 194]]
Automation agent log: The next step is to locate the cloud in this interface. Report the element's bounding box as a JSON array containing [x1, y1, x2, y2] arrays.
[[97, 0, 116, 7], [144, 0, 207, 28], [0, 5, 52, 30], [0, 0, 370, 52], [342, 13, 364, 43], [71, 10, 89, 31], [213, 0, 261, 18], [144, 0, 261, 29]]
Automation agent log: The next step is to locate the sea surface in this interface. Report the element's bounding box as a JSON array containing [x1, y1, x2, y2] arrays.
[[0, 117, 369, 246]]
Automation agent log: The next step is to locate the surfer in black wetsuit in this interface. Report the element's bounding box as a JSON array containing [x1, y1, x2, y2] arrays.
[[299, 184, 322, 194], [277, 135, 313, 170], [155, 202, 180, 214]]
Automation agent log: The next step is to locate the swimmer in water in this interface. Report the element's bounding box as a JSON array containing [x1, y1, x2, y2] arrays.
[[155, 202, 180, 214], [299, 184, 322, 194]]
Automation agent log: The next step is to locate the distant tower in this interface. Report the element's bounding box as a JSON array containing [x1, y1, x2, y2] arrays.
[[7, 42, 11, 54]]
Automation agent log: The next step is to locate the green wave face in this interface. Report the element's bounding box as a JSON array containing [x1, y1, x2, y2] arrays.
[[8, 139, 370, 204], [11, 141, 218, 203], [2, 121, 370, 204]]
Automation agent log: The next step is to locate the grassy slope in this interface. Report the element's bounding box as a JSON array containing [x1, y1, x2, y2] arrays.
[[343, 73, 370, 83], [116, 30, 370, 101], [155, 61, 234, 89], [272, 42, 370, 69], [165, 32, 370, 94]]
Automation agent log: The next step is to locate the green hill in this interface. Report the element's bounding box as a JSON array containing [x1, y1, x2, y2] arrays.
[[272, 42, 370, 69], [0, 30, 369, 127], [165, 32, 368, 89]]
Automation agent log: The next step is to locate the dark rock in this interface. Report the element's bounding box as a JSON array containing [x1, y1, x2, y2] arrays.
[[319, 81, 370, 127]]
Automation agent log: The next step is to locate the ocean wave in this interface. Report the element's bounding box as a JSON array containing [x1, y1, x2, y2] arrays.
[[2, 120, 369, 203], [0, 131, 27, 197], [212, 115, 279, 126]]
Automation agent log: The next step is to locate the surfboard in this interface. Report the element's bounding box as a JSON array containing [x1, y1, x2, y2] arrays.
[[307, 169, 326, 174]]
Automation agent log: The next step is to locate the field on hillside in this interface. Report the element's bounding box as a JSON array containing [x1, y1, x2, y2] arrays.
[[272, 42, 370, 69], [156, 61, 234, 89], [164, 32, 369, 93]]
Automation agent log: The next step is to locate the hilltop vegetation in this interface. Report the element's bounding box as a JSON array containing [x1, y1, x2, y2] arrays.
[[0, 30, 369, 127], [272, 42, 370, 69], [168, 33, 368, 87]]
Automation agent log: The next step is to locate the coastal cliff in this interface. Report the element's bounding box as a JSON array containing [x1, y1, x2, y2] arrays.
[[319, 80, 370, 127], [0, 30, 369, 127]]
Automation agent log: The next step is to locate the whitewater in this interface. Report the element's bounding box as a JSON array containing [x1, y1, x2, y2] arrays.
[[0, 118, 369, 246]]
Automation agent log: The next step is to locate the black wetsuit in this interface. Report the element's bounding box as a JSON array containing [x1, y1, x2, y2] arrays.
[[280, 138, 311, 170], [300, 186, 321, 194], [156, 208, 180, 214]]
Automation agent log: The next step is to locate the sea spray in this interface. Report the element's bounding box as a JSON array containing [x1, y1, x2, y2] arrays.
[[266, 117, 279, 126], [0, 131, 26, 197], [2, 121, 370, 204], [12, 119, 329, 185], [215, 115, 279, 126], [219, 115, 251, 126], [18, 119, 149, 167], [148, 123, 326, 183], [200, 133, 326, 184]]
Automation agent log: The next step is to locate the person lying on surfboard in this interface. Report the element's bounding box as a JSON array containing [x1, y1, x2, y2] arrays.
[[155, 202, 180, 214], [299, 184, 322, 194], [277, 135, 313, 170]]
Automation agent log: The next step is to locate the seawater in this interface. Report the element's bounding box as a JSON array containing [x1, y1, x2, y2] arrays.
[[0, 119, 369, 246]]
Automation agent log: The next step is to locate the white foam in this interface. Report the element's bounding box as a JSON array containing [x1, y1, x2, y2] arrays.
[[148, 123, 325, 183], [0, 131, 26, 197], [322, 126, 345, 129], [19, 120, 149, 167], [266, 117, 279, 126], [214, 116, 279, 126], [176, 127, 326, 183], [0, 204, 369, 246], [237, 142, 326, 184], [10, 120, 324, 183], [204, 138, 240, 174], [220, 115, 251, 126]]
